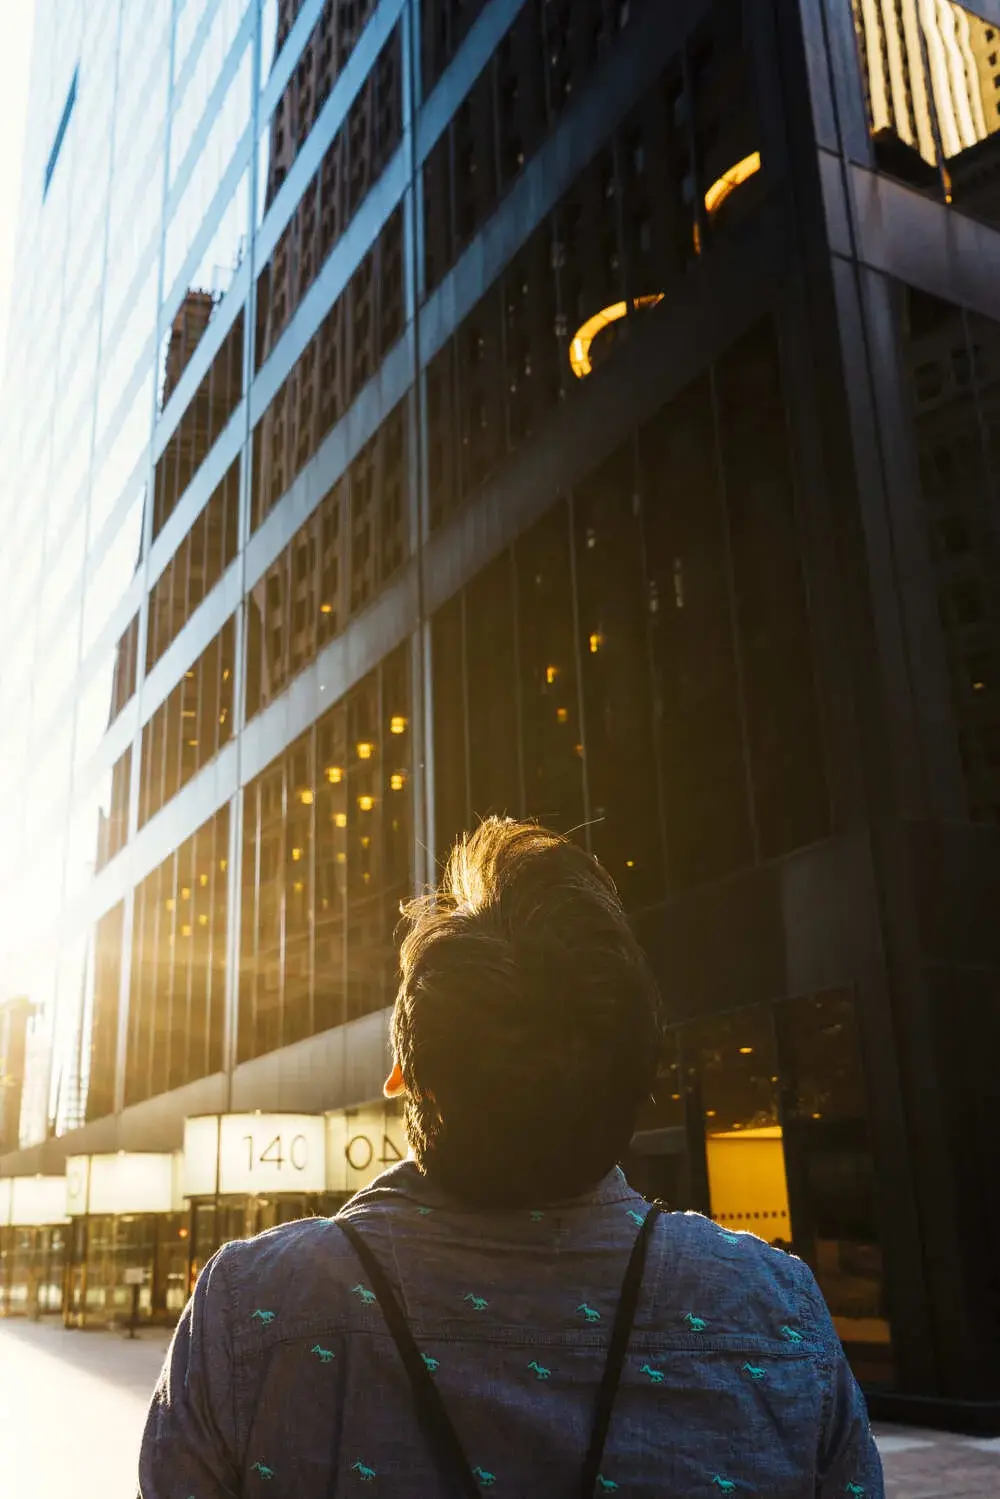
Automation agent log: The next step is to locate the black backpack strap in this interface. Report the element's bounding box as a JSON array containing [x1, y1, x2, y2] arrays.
[[337, 1200, 663, 1499], [337, 1218, 481, 1499], [579, 1202, 662, 1499]]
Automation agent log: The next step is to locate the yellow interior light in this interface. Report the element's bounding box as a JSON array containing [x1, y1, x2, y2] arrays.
[[556, 706, 569, 724], [326, 765, 343, 783], [356, 741, 374, 759], [220, 858, 228, 871], [199, 873, 208, 887], [336, 850, 346, 864], [973, 680, 985, 692], [299, 788, 313, 805], [291, 846, 302, 862], [390, 715, 407, 735], [320, 602, 333, 614], [703, 151, 762, 218], [165, 898, 175, 911], [293, 880, 304, 894], [545, 665, 558, 684], [222, 668, 231, 681], [198, 913, 208, 926], [357, 794, 374, 812], [181, 886, 190, 900], [625, 859, 635, 869], [589, 632, 602, 654], [390, 772, 404, 791], [334, 812, 347, 828], [739, 1046, 754, 1055], [181, 923, 192, 938]]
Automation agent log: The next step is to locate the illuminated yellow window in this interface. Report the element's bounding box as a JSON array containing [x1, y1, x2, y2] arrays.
[[390, 772, 405, 791], [556, 707, 569, 724], [589, 632, 602, 654], [326, 765, 343, 783], [181, 886, 191, 900], [198, 913, 208, 926], [320, 602, 333, 614], [545, 665, 558, 684], [389, 715, 407, 735], [356, 741, 374, 760], [357, 794, 374, 812], [334, 812, 348, 829], [291, 847, 302, 862], [199, 873, 209, 887], [298, 788, 313, 805]]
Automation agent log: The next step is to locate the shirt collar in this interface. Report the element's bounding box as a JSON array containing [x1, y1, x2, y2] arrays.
[[350, 1159, 638, 1213]]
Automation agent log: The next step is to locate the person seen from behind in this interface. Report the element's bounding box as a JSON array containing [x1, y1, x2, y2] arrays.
[[139, 817, 884, 1497]]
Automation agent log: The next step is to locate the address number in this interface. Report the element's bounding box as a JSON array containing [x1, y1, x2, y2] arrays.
[[243, 1133, 310, 1172], [345, 1133, 404, 1172]]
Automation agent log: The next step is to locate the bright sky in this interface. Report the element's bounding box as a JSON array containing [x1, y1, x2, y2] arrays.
[[0, 1, 36, 382]]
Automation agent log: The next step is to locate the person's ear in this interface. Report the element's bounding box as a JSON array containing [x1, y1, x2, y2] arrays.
[[383, 1060, 406, 1098]]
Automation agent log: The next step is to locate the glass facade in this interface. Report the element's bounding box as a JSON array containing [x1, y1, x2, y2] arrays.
[[0, 0, 997, 1415]]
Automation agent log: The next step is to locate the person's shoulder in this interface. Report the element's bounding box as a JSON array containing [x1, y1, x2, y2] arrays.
[[212, 1214, 359, 1324], [654, 1210, 830, 1343]]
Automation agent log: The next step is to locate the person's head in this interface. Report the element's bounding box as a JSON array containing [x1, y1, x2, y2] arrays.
[[386, 817, 662, 1207]]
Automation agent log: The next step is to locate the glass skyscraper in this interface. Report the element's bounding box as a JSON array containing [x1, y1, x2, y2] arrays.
[[0, 0, 998, 1429]]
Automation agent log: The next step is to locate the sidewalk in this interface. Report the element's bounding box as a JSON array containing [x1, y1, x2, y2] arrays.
[[875, 1424, 1000, 1498]]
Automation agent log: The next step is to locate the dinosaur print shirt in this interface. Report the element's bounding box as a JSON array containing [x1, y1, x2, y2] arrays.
[[138, 1161, 884, 1498]]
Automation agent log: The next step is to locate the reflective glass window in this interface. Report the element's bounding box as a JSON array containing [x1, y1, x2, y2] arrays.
[[639, 377, 751, 890], [852, 0, 1000, 225], [901, 286, 1000, 823], [238, 644, 412, 1061], [126, 805, 229, 1105], [147, 457, 240, 671], [154, 309, 245, 538], [251, 210, 404, 530], [139, 616, 236, 826]]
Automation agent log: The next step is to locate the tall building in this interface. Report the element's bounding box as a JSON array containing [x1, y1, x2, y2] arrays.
[[0, 0, 998, 1428]]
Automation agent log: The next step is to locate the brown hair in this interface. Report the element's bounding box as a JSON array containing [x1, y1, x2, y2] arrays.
[[391, 818, 661, 1206]]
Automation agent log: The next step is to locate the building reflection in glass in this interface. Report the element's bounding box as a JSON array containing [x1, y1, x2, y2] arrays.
[[852, 0, 1000, 221]]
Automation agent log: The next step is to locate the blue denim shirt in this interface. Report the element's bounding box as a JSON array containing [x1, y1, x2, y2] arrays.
[[139, 1162, 884, 1497]]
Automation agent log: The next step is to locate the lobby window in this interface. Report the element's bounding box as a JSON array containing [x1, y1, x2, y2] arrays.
[[154, 309, 245, 538], [246, 402, 408, 721], [776, 991, 892, 1383], [851, 0, 1000, 227], [238, 644, 413, 1062], [139, 617, 236, 826], [682, 1006, 791, 1243], [901, 286, 1000, 823], [146, 457, 240, 672], [125, 805, 229, 1106]]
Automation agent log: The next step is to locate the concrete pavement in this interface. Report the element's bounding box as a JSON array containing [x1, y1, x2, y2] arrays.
[[0, 1316, 997, 1496]]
